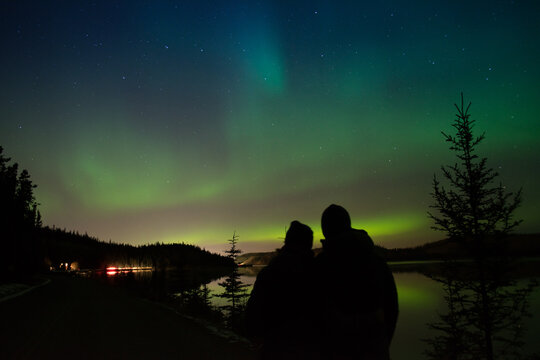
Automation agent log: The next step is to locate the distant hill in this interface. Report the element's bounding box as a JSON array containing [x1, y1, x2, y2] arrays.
[[237, 234, 540, 266], [382, 233, 540, 261]]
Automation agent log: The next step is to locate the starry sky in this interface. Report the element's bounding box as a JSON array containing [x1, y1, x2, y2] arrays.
[[1, 1, 539, 253]]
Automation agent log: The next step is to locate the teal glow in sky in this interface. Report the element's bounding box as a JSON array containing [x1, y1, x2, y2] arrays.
[[1, 1, 539, 253]]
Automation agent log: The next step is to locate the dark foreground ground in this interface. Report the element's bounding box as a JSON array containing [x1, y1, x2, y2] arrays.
[[0, 274, 255, 360]]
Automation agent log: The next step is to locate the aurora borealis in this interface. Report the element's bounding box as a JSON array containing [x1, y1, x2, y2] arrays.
[[1, 1, 539, 253]]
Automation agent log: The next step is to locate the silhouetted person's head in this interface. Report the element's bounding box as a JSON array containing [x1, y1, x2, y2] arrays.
[[321, 204, 352, 239], [284, 220, 313, 252]]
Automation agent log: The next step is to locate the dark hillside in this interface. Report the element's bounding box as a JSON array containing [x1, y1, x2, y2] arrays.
[[238, 234, 540, 266]]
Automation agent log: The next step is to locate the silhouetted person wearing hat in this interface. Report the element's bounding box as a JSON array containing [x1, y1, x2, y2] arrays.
[[246, 221, 319, 359], [315, 204, 398, 360]]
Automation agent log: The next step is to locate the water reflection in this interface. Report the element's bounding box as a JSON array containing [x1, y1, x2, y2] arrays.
[[173, 266, 540, 359], [423, 260, 539, 360], [206, 272, 256, 308], [85, 263, 540, 359], [104, 266, 153, 276], [390, 273, 446, 359]]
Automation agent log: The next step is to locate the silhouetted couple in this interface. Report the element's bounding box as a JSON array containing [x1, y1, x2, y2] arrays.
[[246, 204, 398, 360]]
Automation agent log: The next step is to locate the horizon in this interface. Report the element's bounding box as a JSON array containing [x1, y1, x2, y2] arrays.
[[38, 224, 540, 257], [2, 1, 539, 253]]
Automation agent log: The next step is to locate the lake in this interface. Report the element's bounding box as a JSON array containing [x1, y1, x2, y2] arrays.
[[100, 262, 540, 359], [204, 266, 540, 360]]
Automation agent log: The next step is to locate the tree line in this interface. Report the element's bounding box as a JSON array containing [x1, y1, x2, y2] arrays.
[[0, 145, 234, 281], [39, 226, 234, 271], [0, 146, 42, 280]]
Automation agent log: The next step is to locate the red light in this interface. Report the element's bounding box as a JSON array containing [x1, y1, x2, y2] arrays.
[[106, 266, 117, 271]]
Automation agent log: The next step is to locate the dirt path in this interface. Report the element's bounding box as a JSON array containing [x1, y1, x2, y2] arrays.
[[0, 274, 255, 360]]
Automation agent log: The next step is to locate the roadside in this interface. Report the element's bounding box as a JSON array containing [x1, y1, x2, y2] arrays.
[[0, 273, 255, 360], [0, 276, 51, 303]]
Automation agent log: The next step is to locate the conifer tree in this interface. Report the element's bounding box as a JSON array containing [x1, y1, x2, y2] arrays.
[[429, 93, 521, 249], [426, 95, 536, 360], [0, 146, 42, 278], [217, 232, 249, 329]]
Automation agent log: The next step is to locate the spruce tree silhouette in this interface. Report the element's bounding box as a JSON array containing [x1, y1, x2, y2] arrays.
[[425, 94, 537, 360], [217, 232, 249, 330], [0, 146, 42, 279]]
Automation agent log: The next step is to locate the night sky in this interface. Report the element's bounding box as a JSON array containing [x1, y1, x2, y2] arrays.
[[1, 1, 539, 253]]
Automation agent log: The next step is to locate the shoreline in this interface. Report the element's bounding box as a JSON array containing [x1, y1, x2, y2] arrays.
[[0, 273, 255, 359]]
